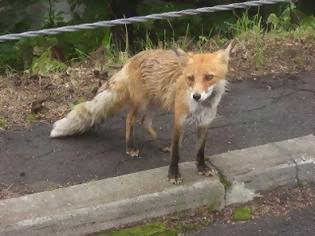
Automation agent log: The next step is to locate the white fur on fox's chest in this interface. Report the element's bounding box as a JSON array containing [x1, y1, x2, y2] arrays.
[[184, 99, 217, 127], [182, 80, 226, 127]]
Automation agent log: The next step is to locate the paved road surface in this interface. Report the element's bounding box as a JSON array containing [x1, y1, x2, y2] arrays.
[[0, 72, 314, 193]]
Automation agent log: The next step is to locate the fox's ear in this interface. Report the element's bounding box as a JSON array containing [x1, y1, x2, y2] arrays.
[[217, 40, 233, 62], [172, 48, 189, 66]]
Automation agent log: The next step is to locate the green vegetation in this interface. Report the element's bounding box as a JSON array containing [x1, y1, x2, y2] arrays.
[[99, 205, 253, 235], [217, 170, 232, 191], [232, 207, 252, 221], [99, 220, 211, 236], [0, 1, 314, 74], [229, 11, 265, 68], [102, 223, 178, 236], [25, 113, 38, 124], [31, 48, 67, 75], [0, 117, 7, 128], [69, 97, 86, 110]]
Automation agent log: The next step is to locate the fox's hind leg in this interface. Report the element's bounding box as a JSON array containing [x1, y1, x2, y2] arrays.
[[140, 114, 156, 139], [141, 113, 170, 153], [126, 106, 139, 158]]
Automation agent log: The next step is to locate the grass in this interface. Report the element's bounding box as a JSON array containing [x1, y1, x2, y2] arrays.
[[111, 6, 313, 70], [0, 64, 16, 77], [31, 48, 67, 75], [1, 3, 314, 76], [98, 223, 178, 236], [97, 218, 211, 236], [228, 11, 265, 68], [25, 113, 38, 124], [98, 205, 252, 235], [204, 156, 231, 191], [217, 171, 232, 191], [69, 97, 86, 110], [0, 116, 7, 128], [232, 207, 252, 221]]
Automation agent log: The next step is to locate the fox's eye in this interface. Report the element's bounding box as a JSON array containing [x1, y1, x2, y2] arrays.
[[204, 74, 214, 81], [187, 75, 195, 82]]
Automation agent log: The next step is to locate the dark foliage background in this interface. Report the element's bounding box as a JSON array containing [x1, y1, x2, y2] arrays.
[[0, 0, 313, 72]]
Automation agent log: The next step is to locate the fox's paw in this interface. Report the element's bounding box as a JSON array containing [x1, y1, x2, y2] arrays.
[[160, 146, 171, 153], [168, 176, 183, 185], [126, 148, 140, 158], [197, 163, 217, 176], [168, 165, 182, 184]]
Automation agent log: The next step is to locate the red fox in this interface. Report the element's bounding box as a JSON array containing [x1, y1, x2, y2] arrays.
[[50, 43, 232, 184]]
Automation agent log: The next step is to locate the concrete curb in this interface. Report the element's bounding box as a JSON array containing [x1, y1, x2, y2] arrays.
[[209, 135, 315, 191], [0, 162, 225, 236], [0, 135, 314, 235]]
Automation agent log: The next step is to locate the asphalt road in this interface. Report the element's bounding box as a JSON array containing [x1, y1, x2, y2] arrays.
[[188, 207, 315, 236], [0, 72, 314, 193]]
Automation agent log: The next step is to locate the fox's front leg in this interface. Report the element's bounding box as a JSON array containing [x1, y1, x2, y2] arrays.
[[196, 126, 216, 176], [168, 111, 185, 184]]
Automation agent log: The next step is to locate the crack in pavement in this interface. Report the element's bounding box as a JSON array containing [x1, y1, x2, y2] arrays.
[[299, 88, 315, 95], [221, 86, 310, 118], [208, 118, 268, 130], [291, 158, 302, 186], [273, 143, 301, 187]]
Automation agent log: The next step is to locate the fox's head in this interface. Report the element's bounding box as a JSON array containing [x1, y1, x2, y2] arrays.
[[175, 42, 232, 102]]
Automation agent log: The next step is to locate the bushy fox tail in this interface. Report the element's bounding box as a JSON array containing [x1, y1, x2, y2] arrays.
[[50, 67, 129, 138]]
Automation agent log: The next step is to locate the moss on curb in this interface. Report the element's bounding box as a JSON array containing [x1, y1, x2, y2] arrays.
[[205, 156, 232, 191], [218, 172, 232, 191], [232, 207, 252, 221]]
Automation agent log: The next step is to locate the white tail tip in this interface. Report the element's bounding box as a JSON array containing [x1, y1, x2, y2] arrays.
[[50, 118, 71, 138]]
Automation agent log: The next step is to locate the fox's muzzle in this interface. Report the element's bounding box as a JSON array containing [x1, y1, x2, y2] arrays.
[[192, 93, 201, 101]]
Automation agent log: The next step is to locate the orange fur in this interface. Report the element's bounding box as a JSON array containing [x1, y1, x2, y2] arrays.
[[50, 43, 232, 183]]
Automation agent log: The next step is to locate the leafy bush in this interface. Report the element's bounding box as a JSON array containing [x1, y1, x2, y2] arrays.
[[0, 0, 313, 74], [31, 48, 67, 75]]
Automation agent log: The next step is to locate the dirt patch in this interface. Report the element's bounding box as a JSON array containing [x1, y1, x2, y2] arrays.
[[215, 185, 315, 223], [0, 36, 314, 129], [228, 35, 315, 80], [171, 185, 315, 227], [0, 68, 108, 129], [142, 185, 315, 233], [0, 183, 33, 200]]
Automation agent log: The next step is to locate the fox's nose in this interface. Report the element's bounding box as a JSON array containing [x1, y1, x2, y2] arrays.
[[193, 93, 201, 101]]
